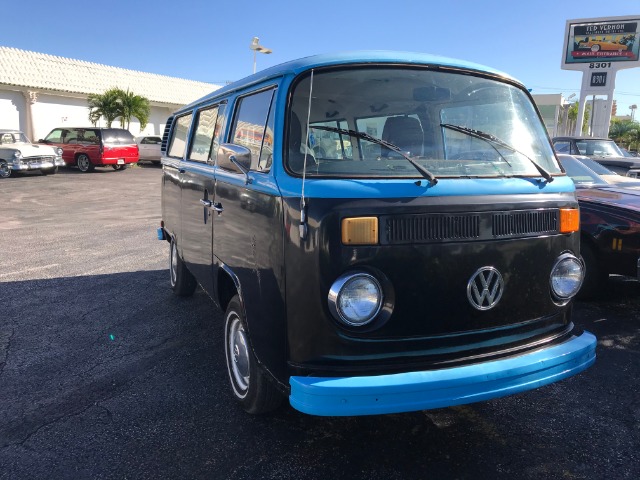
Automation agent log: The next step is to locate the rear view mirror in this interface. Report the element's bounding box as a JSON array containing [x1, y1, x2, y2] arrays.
[[218, 143, 253, 184], [413, 86, 451, 102]]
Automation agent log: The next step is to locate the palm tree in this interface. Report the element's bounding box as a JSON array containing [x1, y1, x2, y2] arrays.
[[623, 126, 640, 152], [115, 88, 150, 131], [609, 119, 638, 146], [88, 88, 121, 128]]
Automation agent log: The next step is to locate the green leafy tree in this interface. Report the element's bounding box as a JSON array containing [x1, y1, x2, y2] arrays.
[[115, 88, 150, 130], [609, 119, 638, 146], [88, 88, 121, 128], [623, 126, 640, 151], [567, 102, 591, 135], [87, 88, 150, 131]]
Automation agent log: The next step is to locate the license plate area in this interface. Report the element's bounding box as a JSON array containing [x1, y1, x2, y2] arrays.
[[117, 159, 125, 165]]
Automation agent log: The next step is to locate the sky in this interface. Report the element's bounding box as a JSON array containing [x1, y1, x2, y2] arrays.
[[3, 0, 639, 115]]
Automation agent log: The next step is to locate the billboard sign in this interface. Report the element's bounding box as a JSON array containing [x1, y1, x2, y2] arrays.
[[563, 17, 640, 69]]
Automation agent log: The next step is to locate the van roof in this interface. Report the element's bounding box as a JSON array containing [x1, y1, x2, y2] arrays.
[[180, 50, 518, 111]]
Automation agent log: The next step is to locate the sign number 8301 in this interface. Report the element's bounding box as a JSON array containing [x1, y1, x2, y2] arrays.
[[589, 62, 612, 69]]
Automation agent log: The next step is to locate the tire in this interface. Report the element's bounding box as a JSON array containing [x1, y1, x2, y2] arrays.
[[112, 164, 128, 171], [591, 44, 600, 52], [76, 154, 94, 172], [41, 166, 58, 175], [0, 160, 11, 178], [169, 238, 197, 296], [578, 242, 607, 299], [224, 295, 283, 414]]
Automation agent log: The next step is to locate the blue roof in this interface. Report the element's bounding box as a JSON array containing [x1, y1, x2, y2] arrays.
[[183, 50, 520, 110]]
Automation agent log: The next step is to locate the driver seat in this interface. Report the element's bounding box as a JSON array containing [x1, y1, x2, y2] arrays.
[[381, 116, 424, 158]]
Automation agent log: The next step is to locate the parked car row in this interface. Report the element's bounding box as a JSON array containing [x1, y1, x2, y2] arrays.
[[552, 136, 640, 178], [556, 154, 640, 297], [0, 128, 163, 177]]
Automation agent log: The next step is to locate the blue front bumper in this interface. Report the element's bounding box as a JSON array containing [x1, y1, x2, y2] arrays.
[[289, 331, 596, 416]]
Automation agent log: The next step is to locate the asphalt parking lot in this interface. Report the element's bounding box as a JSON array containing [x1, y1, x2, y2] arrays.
[[1, 165, 639, 480]]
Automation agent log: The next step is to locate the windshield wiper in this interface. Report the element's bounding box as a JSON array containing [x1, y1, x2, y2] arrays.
[[310, 125, 438, 185], [440, 123, 553, 183]]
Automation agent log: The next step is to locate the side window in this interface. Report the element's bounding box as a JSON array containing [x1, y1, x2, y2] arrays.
[[553, 141, 570, 154], [230, 88, 276, 171], [168, 113, 193, 159], [188, 106, 219, 163], [64, 129, 78, 144]]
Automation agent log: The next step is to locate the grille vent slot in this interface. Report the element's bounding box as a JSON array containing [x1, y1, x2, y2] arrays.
[[160, 117, 173, 154], [492, 210, 558, 237], [381, 209, 560, 245], [385, 214, 481, 244]]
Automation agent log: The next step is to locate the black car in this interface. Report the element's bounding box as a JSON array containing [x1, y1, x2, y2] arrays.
[[553, 136, 640, 177], [557, 154, 640, 297]]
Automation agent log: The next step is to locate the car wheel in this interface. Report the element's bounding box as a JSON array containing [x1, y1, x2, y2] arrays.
[[578, 242, 607, 299], [41, 166, 58, 175], [224, 295, 283, 414], [76, 154, 94, 172], [591, 44, 600, 52], [112, 165, 128, 171], [169, 238, 197, 296], [0, 160, 11, 178]]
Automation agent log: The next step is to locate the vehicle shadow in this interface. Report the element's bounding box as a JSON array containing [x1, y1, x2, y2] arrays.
[[1, 270, 638, 479]]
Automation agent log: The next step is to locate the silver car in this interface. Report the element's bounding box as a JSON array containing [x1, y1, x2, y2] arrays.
[[135, 135, 162, 164], [0, 130, 65, 178]]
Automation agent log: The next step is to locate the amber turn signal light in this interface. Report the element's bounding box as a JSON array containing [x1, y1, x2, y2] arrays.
[[559, 208, 580, 233], [341, 217, 378, 245]]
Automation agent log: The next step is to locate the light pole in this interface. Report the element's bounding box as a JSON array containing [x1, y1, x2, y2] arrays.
[[631, 104, 637, 122], [250, 37, 272, 74]]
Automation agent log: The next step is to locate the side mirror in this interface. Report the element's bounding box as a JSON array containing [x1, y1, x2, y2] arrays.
[[218, 143, 253, 184]]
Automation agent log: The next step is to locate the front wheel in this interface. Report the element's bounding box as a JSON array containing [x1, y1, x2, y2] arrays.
[[224, 295, 283, 414], [0, 160, 11, 178], [169, 238, 197, 296], [76, 154, 94, 172]]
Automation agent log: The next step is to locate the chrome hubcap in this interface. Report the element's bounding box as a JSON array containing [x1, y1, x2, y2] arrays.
[[228, 316, 250, 392], [0, 161, 9, 178], [78, 156, 89, 171]]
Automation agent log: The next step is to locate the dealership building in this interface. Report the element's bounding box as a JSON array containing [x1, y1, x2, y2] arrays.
[[0, 46, 220, 142]]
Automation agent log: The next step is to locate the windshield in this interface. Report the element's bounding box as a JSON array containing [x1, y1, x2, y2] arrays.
[[0, 132, 30, 145], [575, 139, 624, 158], [557, 155, 607, 187], [287, 67, 561, 178]]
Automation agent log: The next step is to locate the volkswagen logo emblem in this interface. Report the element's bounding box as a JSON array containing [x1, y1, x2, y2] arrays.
[[467, 267, 504, 311]]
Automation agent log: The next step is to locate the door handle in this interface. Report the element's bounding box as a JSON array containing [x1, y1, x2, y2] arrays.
[[200, 199, 212, 207], [211, 202, 223, 213]]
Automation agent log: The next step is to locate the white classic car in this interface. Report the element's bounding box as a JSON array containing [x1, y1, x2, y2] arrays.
[[0, 130, 65, 178]]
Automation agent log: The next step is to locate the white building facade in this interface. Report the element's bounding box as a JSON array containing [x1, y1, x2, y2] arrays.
[[0, 46, 220, 141]]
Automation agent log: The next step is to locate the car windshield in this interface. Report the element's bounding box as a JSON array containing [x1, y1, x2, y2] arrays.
[[557, 155, 607, 187], [575, 139, 624, 157], [574, 156, 617, 175], [287, 67, 561, 178], [0, 132, 30, 145]]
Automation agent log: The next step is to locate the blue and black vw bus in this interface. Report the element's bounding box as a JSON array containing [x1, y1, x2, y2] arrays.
[[159, 51, 596, 416]]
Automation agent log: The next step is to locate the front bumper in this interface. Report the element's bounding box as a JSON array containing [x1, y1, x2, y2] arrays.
[[289, 330, 596, 416], [12, 158, 65, 171]]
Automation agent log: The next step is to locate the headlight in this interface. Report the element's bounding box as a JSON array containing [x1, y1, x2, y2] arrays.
[[550, 253, 584, 300], [55, 147, 63, 156], [13, 150, 22, 160], [328, 272, 383, 327]]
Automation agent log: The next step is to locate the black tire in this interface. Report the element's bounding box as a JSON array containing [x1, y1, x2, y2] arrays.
[[578, 242, 607, 299], [112, 164, 128, 171], [169, 238, 197, 296], [41, 166, 58, 175], [0, 160, 11, 178], [76, 154, 94, 172], [224, 295, 283, 414]]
